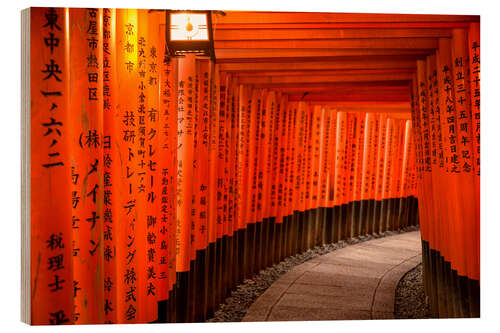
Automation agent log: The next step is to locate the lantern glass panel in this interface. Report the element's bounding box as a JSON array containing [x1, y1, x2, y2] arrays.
[[170, 13, 209, 41]]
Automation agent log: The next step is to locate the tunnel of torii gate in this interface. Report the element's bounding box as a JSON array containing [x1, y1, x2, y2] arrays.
[[28, 8, 480, 325]]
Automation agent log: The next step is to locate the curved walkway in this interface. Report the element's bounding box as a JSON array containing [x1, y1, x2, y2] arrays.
[[242, 231, 422, 321]]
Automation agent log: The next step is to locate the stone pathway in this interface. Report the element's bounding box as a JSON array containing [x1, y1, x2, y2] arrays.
[[242, 231, 422, 322]]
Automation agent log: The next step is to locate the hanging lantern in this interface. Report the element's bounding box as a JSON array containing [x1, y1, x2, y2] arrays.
[[165, 10, 215, 60]]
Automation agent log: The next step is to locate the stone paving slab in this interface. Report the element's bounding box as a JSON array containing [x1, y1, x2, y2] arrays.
[[278, 291, 374, 311], [242, 231, 422, 322], [266, 305, 372, 321], [310, 261, 388, 278], [286, 282, 373, 299], [309, 256, 396, 272], [296, 271, 381, 289]]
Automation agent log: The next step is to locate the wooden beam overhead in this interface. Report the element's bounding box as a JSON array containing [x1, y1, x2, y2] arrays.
[[386, 113, 412, 120], [214, 38, 440, 49], [213, 22, 473, 29], [230, 69, 415, 77], [302, 100, 412, 112], [214, 28, 452, 40], [251, 80, 411, 89], [300, 101, 410, 107], [287, 91, 410, 102], [215, 48, 434, 61], [236, 72, 413, 84], [220, 58, 418, 71], [276, 85, 410, 94], [308, 103, 411, 114], [214, 12, 479, 24]]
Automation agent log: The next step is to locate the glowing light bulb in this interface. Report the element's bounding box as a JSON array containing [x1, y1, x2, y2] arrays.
[[185, 16, 193, 32]]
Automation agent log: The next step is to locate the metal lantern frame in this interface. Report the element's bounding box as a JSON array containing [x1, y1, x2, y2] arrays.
[[165, 9, 216, 61]]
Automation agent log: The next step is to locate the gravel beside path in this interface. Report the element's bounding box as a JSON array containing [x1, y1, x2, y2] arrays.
[[394, 263, 434, 319], [207, 225, 420, 322]]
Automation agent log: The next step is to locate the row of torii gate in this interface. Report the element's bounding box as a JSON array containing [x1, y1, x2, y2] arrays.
[[28, 8, 479, 324]]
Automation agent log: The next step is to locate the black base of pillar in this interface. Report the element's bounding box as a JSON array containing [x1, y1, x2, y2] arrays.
[[421, 240, 480, 319]]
